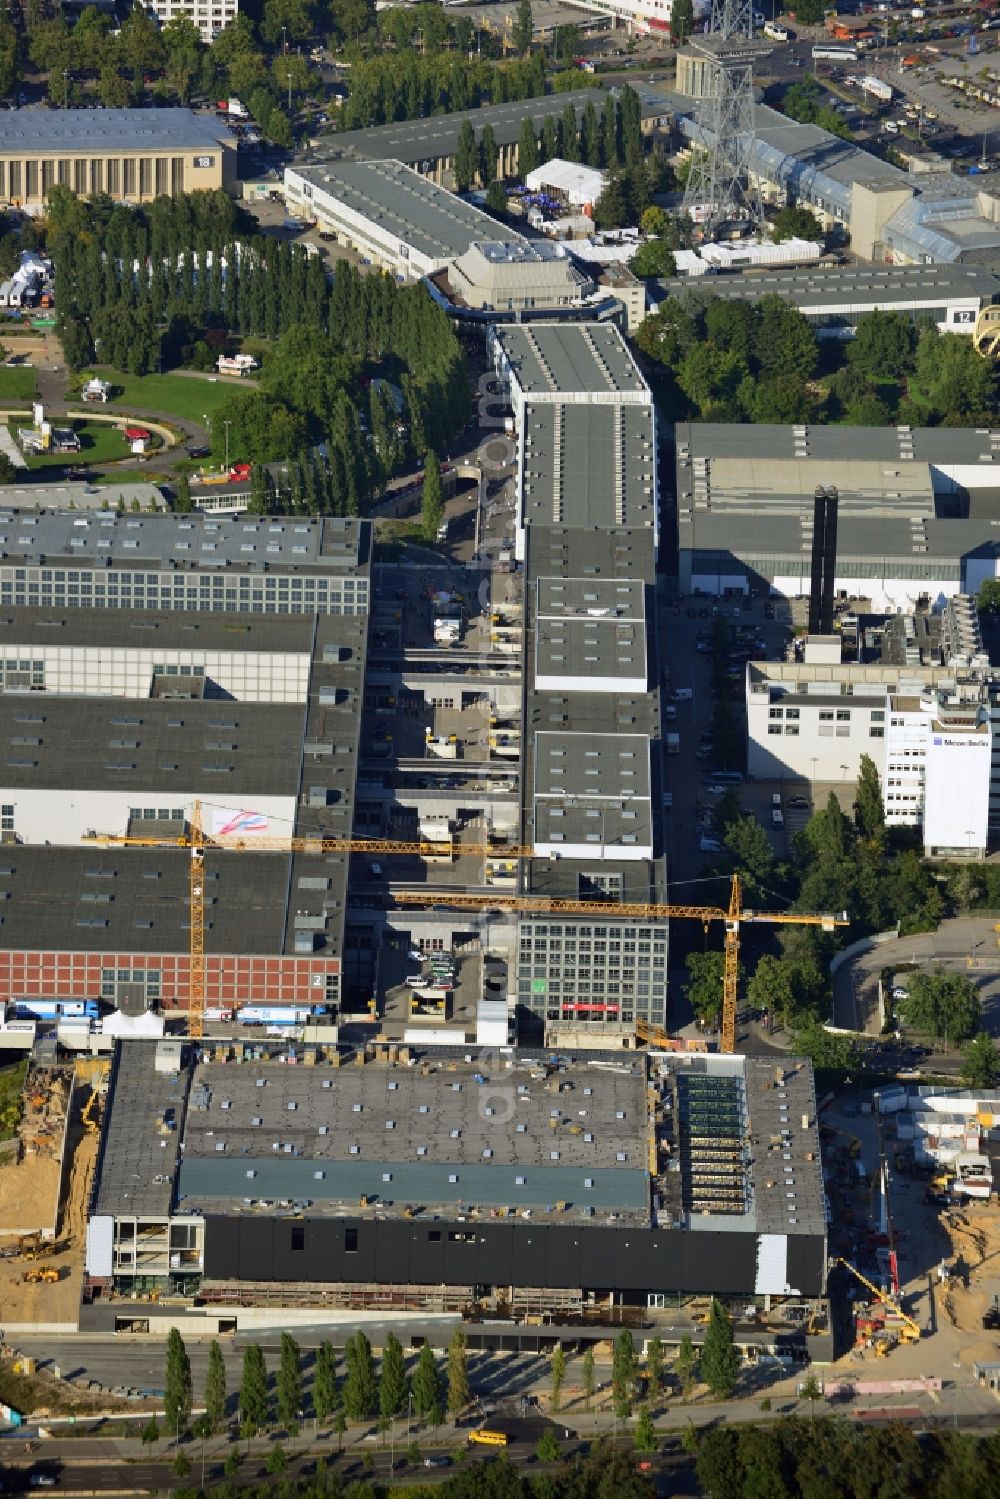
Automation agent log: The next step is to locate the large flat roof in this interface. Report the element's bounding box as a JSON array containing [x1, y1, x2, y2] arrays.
[[0, 604, 317, 654], [0, 510, 368, 576], [535, 576, 648, 684], [0, 480, 166, 511], [92, 1040, 186, 1218], [1, 108, 233, 157], [523, 402, 656, 531], [677, 421, 1000, 468], [304, 87, 669, 165], [658, 261, 1000, 309], [0, 697, 305, 794], [533, 731, 653, 854], [496, 322, 648, 398], [526, 525, 658, 586], [291, 160, 521, 262], [177, 1053, 650, 1223]]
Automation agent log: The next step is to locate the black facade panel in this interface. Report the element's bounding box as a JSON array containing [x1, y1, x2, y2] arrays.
[[476, 1225, 516, 1286], [786, 1232, 826, 1298], [203, 1216, 825, 1298]]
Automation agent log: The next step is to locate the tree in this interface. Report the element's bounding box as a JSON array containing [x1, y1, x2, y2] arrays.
[[406, 1439, 422, 1466], [700, 1300, 740, 1400], [343, 1332, 377, 1421], [518, 116, 539, 175], [898, 968, 979, 1045], [266, 1443, 287, 1474], [421, 452, 444, 542], [0, 453, 16, 484], [854, 753, 885, 843], [629, 239, 676, 278], [334, 1409, 347, 1452], [593, 173, 629, 231], [753, 294, 818, 381], [550, 1343, 567, 1412], [581, 1347, 595, 1410], [313, 1340, 338, 1423], [685, 950, 727, 1028], [239, 1344, 269, 1434], [172, 1451, 191, 1479], [380, 1331, 408, 1420], [140, 1416, 160, 1447], [411, 1342, 442, 1420], [512, 0, 533, 55], [455, 119, 478, 192], [962, 1033, 1000, 1090], [486, 179, 507, 217], [446, 1326, 469, 1416], [671, 0, 695, 43], [480, 122, 498, 185], [537, 1428, 561, 1462], [633, 1405, 658, 1454], [909, 328, 997, 425], [978, 579, 1000, 616], [772, 204, 823, 243], [223, 1449, 241, 1477], [165, 1328, 193, 1437], [645, 1337, 664, 1401], [277, 1331, 301, 1431], [675, 1336, 697, 1399], [612, 1329, 638, 1420], [798, 1373, 823, 1421], [204, 1340, 227, 1432], [849, 309, 915, 380], [791, 1019, 863, 1073]]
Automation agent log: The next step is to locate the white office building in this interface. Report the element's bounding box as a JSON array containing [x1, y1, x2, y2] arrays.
[[145, 0, 238, 46], [746, 607, 997, 856]]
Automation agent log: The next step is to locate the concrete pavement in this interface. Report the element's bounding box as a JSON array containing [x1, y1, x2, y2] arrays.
[[831, 916, 1000, 1041]]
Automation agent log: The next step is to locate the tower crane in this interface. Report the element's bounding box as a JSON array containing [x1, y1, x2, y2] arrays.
[[85, 811, 847, 1051], [390, 872, 847, 1053]]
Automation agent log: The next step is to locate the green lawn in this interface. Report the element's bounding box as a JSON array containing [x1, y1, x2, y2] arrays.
[[0, 365, 37, 401], [84, 369, 238, 427], [26, 421, 129, 469]]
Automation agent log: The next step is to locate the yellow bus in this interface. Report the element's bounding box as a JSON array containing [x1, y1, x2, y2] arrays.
[[468, 1428, 509, 1447]]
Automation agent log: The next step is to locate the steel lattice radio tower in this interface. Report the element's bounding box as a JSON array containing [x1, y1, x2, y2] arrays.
[[681, 0, 772, 238]]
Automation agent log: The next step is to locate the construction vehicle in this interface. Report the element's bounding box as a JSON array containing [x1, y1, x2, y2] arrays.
[[17, 1232, 45, 1260], [22, 1266, 59, 1283], [834, 1258, 921, 1345], [81, 1088, 101, 1134], [86, 808, 847, 1050], [983, 1296, 1000, 1331]]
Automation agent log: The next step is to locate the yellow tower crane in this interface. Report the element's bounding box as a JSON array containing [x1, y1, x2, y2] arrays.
[[833, 1257, 921, 1344], [391, 875, 847, 1054], [85, 810, 847, 1052]]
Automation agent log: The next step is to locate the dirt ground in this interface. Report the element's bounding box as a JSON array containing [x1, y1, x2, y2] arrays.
[[0, 1152, 60, 1233], [0, 1100, 98, 1326]]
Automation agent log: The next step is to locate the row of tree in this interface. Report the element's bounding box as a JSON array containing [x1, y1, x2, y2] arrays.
[[694, 1414, 1000, 1499], [339, 48, 547, 130], [46, 190, 469, 495]]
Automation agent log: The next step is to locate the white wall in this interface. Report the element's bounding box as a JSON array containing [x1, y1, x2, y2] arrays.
[[3, 644, 310, 702], [922, 727, 992, 855], [3, 789, 296, 845], [747, 689, 889, 783]]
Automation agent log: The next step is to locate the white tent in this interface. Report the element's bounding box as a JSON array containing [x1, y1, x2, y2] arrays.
[[524, 159, 607, 209]]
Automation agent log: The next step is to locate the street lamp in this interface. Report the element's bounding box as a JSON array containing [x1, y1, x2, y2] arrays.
[[286, 71, 294, 116], [223, 419, 231, 472]]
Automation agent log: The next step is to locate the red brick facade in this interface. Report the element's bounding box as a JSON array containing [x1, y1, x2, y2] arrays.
[[0, 951, 341, 1008]]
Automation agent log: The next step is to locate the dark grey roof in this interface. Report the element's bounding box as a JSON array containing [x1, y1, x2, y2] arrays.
[[0, 846, 295, 955], [0, 509, 367, 576], [92, 1040, 187, 1218], [496, 322, 648, 397], [0, 605, 318, 654], [526, 525, 658, 586], [535, 576, 648, 683], [523, 402, 657, 532], [0, 697, 305, 794], [2, 107, 233, 157], [291, 160, 521, 262], [306, 87, 669, 166], [657, 261, 1000, 309], [676, 421, 1000, 467], [533, 731, 653, 853]]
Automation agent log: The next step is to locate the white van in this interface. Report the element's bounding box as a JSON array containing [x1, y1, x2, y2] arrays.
[[772, 808, 784, 829], [0, 282, 10, 308], [771, 792, 782, 809]]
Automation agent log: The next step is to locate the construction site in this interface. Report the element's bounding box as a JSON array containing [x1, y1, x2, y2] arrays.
[[0, 1059, 104, 1328]]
